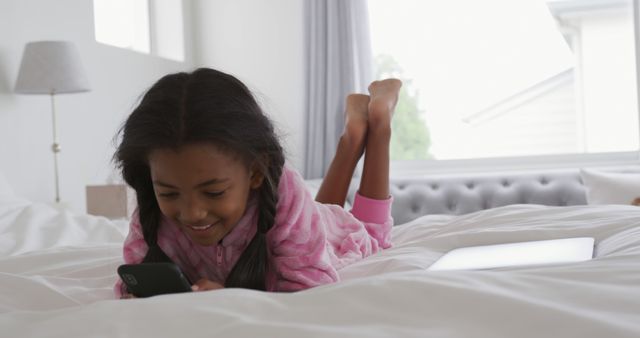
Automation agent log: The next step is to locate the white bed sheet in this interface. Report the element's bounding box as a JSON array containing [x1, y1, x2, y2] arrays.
[[0, 197, 639, 337]]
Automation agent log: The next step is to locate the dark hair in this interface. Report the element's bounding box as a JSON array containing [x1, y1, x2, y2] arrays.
[[114, 68, 285, 290]]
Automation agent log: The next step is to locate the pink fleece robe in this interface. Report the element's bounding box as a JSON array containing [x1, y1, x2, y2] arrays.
[[115, 164, 392, 296]]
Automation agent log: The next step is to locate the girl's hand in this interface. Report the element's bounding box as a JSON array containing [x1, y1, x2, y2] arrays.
[[191, 278, 224, 292]]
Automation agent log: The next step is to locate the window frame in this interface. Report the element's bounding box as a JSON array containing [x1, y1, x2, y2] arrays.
[[391, 151, 640, 176], [92, 0, 186, 62]]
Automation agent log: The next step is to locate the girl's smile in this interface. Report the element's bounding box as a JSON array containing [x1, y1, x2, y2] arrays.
[[186, 222, 216, 231]]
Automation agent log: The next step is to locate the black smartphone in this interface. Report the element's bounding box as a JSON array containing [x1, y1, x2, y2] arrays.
[[117, 262, 192, 298]]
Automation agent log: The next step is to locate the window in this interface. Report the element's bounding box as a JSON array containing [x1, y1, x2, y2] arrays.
[[93, 0, 185, 62], [368, 0, 639, 168]]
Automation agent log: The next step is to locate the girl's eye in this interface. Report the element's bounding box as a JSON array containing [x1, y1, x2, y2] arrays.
[[205, 191, 225, 198], [158, 192, 179, 198]]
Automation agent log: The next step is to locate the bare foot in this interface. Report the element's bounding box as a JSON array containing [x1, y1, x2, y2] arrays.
[[367, 79, 402, 129], [343, 94, 370, 154]]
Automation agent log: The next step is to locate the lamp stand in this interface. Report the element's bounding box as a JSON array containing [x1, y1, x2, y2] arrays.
[[50, 93, 61, 204]]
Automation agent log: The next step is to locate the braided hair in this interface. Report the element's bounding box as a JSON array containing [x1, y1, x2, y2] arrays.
[[114, 68, 285, 290]]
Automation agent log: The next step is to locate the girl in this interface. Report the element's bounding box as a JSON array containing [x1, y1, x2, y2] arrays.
[[114, 68, 401, 297]]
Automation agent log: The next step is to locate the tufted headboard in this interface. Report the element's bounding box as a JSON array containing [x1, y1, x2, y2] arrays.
[[378, 169, 590, 224], [308, 166, 639, 225]]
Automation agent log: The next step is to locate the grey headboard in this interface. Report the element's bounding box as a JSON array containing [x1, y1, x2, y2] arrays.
[[310, 166, 639, 225], [383, 169, 587, 224]]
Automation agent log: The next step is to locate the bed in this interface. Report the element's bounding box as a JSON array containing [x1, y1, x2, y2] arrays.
[[1, 168, 639, 337]]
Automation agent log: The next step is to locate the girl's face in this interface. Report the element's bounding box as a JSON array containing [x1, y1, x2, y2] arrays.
[[148, 143, 264, 246]]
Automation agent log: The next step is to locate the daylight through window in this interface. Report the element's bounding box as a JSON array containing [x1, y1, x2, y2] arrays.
[[93, 0, 184, 62], [368, 0, 639, 162]]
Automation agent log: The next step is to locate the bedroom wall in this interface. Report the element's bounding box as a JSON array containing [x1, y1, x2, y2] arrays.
[[0, 0, 193, 212], [191, 0, 306, 171]]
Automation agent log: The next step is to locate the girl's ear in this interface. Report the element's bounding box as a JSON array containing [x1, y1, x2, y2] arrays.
[[249, 166, 265, 189]]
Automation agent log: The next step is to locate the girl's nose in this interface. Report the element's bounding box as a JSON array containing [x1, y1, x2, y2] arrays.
[[179, 200, 208, 225]]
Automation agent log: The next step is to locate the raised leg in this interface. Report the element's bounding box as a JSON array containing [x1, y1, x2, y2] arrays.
[[314, 94, 370, 206], [358, 79, 402, 200]]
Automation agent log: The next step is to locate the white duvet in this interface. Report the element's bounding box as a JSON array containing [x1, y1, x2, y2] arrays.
[[0, 195, 639, 337]]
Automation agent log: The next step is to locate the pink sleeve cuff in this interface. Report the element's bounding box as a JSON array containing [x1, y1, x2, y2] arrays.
[[350, 191, 393, 224]]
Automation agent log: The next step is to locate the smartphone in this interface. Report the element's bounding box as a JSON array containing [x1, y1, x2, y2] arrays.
[[117, 262, 192, 298]]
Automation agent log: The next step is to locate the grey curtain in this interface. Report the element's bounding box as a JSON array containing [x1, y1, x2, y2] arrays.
[[303, 0, 374, 179]]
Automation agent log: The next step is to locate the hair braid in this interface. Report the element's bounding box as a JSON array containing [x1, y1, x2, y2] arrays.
[[225, 160, 283, 290]]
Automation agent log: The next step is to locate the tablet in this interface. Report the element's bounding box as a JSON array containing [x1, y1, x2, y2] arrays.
[[427, 237, 595, 271]]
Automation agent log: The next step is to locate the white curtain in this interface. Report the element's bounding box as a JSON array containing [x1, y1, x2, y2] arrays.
[[303, 0, 374, 179]]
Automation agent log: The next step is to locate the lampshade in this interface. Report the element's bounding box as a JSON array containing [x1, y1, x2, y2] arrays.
[[15, 41, 91, 94]]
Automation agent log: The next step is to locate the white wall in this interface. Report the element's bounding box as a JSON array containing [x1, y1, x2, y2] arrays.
[[191, 0, 306, 171], [0, 0, 192, 212]]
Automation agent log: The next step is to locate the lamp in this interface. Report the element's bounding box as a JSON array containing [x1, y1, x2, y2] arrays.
[[14, 41, 91, 204]]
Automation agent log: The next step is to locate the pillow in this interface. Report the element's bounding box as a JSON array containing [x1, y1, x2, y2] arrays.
[[580, 168, 640, 205], [0, 171, 14, 197]]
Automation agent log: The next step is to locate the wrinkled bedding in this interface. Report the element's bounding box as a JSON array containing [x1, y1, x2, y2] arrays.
[[1, 195, 639, 337]]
